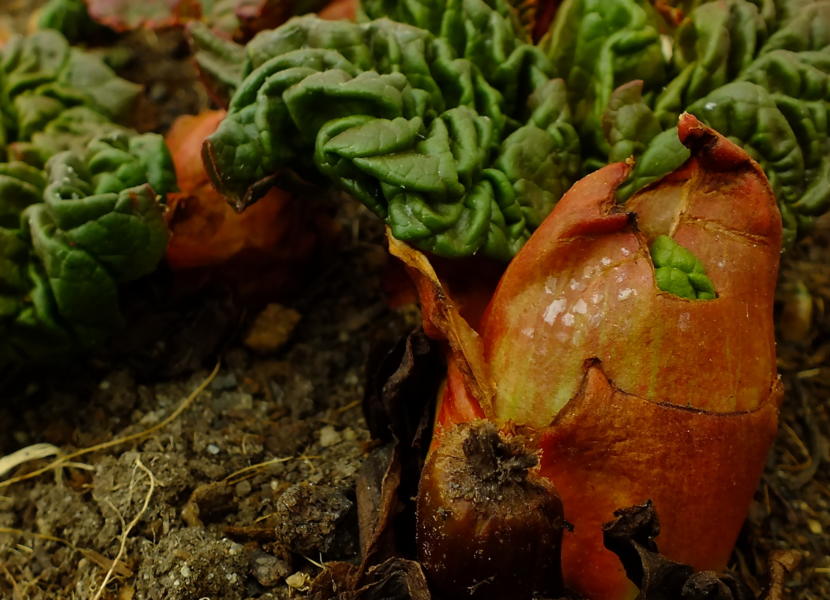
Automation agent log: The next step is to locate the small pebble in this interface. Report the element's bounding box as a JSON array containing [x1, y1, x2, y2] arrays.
[[210, 372, 238, 391], [251, 552, 291, 587], [235, 392, 254, 410], [344, 372, 358, 386], [319, 425, 342, 448], [808, 519, 823, 535], [206, 444, 221, 455], [235, 480, 252, 497], [342, 428, 357, 441]]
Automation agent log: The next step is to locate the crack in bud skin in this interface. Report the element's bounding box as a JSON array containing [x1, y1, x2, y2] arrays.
[[417, 421, 564, 600]]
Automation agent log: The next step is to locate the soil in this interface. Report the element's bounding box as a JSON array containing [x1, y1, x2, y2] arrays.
[[1, 6, 829, 600], [0, 189, 413, 600]]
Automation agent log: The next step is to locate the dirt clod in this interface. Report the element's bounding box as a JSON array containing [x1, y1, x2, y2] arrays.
[[133, 528, 249, 600], [273, 483, 356, 557], [251, 549, 293, 587]]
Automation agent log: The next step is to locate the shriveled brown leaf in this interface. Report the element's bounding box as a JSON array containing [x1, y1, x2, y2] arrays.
[[355, 558, 431, 600], [359, 329, 444, 566], [603, 502, 755, 600], [362, 328, 442, 451], [762, 551, 802, 600], [355, 444, 400, 570]]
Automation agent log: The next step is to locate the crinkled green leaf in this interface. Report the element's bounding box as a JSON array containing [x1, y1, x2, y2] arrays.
[[0, 30, 140, 159], [540, 0, 668, 158], [360, 0, 528, 43], [0, 31, 173, 369], [12, 106, 125, 167], [13, 92, 75, 141], [0, 30, 70, 95], [0, 228, 30, 295], [57, 50, 141, 120], [206, 15, 580, 260], [742, 49, 830, 229], [359, 0, 552, 112], [24, 202, 123, 345], [0, 134, 171, 365], [0, 261, 76, 365], [81, 132, 177, 196], [761, 0, 830, 52], [0, 162, 47, 227], [618, 126, 690, 201], [603, 80, 664, 163], [600, 0, 830, 243], [653, 0, 767, 124], [202, 0, 829, 260], [43, 147, 169, 281], [604, 82, 689, 200], [692, 81, 808, 246]]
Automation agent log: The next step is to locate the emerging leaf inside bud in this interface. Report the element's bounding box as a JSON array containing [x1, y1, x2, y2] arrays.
[[650, 235, 716, 300], [416, 421, 564, 600]]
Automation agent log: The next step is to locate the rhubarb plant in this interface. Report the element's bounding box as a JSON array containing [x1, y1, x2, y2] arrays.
[[192, 2, 809, 596], [164, 109, 325, 300], [202, 0, 830, 256], [0, 31, 174, 369], [397, 116, 782, 599]]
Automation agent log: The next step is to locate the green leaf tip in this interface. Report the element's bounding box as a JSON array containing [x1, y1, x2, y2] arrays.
[[650, 235, 716, 300]]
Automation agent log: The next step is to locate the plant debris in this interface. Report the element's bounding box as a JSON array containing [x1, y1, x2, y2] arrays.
[[603, 501, 754, 600]]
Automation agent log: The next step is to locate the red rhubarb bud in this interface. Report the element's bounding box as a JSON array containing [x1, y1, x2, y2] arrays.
[[481, 114, 783, 598], [391, 114, 783, 600]]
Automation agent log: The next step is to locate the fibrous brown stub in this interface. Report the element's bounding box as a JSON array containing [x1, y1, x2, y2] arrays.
[[416, 421, 564, 600]]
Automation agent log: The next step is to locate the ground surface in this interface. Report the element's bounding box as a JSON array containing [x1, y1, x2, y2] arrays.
[[0, 5, 829, 600]]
